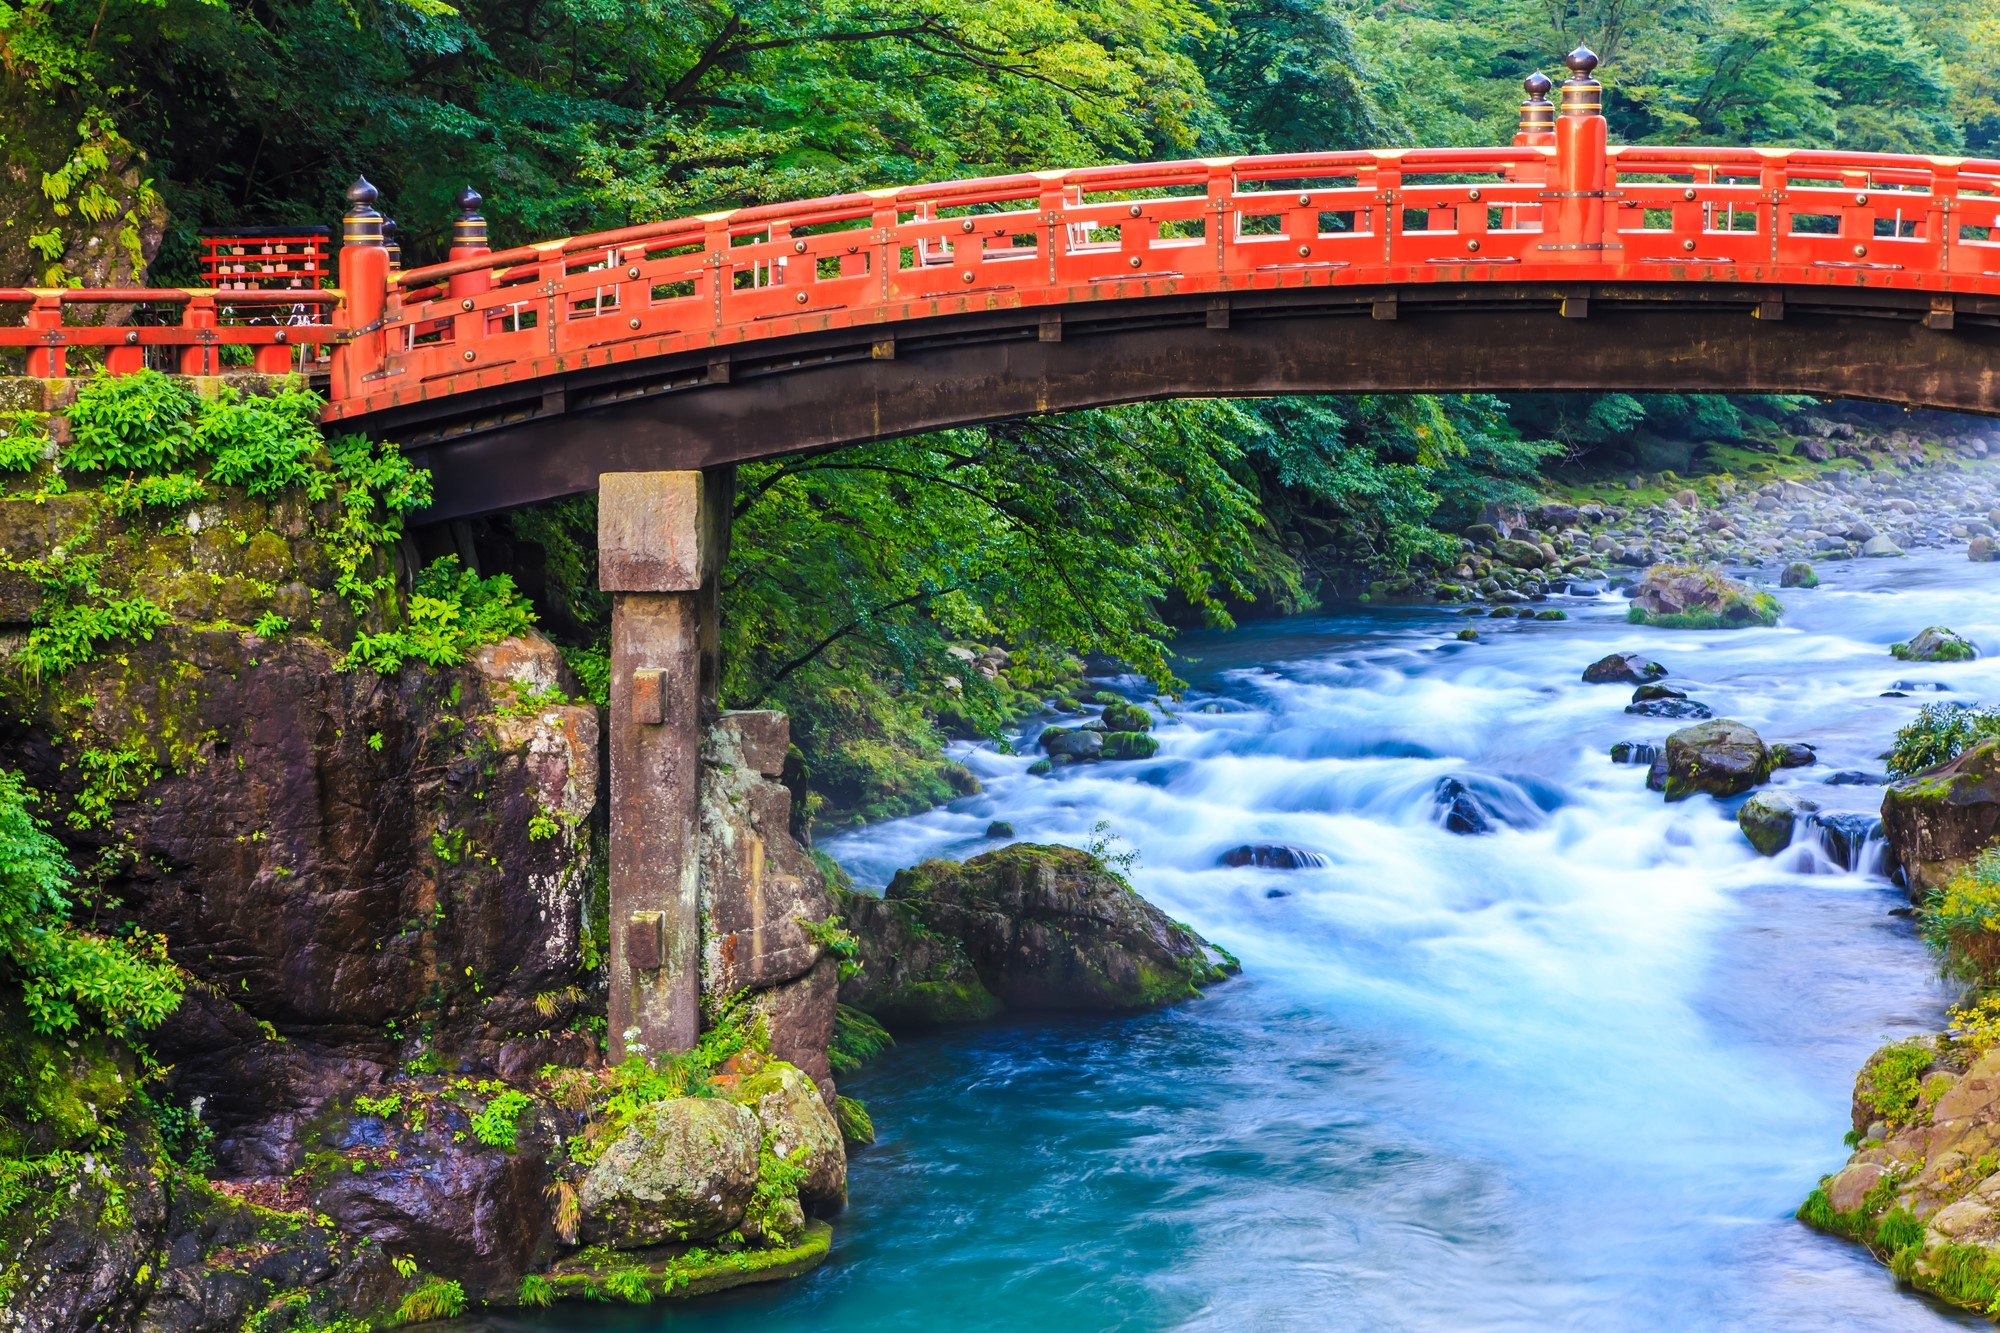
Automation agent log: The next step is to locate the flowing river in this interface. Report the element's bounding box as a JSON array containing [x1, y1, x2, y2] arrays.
[[512, 550, 2000, 1331]]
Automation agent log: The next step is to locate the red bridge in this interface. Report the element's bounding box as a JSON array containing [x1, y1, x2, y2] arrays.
[[8, 56, 2000, 521], [12, 52, 2000, 1060]]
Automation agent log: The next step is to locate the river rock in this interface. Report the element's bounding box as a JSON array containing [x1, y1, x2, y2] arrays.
[[1807, 812, 1883, 871], [1099, 701, 1152, 733], [1881, 737, 2000, 902], [1893, 626, 1978, 662], [1626, 564, 1782, 629], [840, 844, 1234, 1022], [1609, 741, 1659, 765], [1662, 719, 1774, 801], [1434, 776, 1494, 834], [1102, 730, 1160, 760], [1771, 742, 1817, 768], [1493, 537, 1547, 569], [1971, 536, 1998, 562], [731, 1060, 846, 1211], [1781, 561, 1820, 588], [1862, 534, 1906, 558], [578, 1098, 761, 1247], [1039, 726, 1104, 760], [1219, 844, 1329, 869], [1632, 683, 1686, 703], [1583, 653, 1668, 685], [1626, 697, 1713, 719], [1738, 790, 1816, 856]]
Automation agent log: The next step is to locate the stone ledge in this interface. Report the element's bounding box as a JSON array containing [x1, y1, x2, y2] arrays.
[[543, 1219, 831, 1302]]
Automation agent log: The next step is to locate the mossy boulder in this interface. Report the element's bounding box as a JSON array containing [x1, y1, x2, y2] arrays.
[[730, 1060, 846, 1211], [1881, 738, 2000, 903], [1781, 561, 1819, 588], [1098, 701, 1151, 732], [1893, 627, 1978, 662], [1492, 537, 1547, 569], [1662, 719, 1773, 801], [1101, 730, 1159, 760], [1627, 564, 1781, 629], [839, 844, 1234, 1024], [1738, 789, 1815, 856], [577, 1098, 761, 1248], [1038, 726, 1103, 761]]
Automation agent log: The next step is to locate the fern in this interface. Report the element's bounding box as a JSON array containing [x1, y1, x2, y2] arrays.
[[394, 1277, 465, 1324]]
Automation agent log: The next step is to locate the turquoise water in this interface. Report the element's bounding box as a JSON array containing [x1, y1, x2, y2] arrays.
[[501, 552, 2000, 1331]]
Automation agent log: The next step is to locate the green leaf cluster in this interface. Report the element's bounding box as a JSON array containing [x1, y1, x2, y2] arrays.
[[0, 767, 181, 1036], [1888, 702, 2000, 777], [341, 556, 535, 673]]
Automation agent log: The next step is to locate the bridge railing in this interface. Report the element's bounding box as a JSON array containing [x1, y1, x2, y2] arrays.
[[7, 51, 2000, 418]]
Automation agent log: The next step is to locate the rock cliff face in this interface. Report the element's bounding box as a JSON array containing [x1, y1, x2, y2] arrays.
[[0, 472, 850, 1327]]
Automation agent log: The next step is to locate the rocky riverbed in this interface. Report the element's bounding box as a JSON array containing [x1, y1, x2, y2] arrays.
[[1404, 416, 2000, 609]]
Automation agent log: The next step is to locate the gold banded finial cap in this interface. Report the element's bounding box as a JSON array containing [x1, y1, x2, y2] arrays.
[[1559, 46, 1602, 116], [1519, 71, 1555, 133], [453, 186, 488, 248], [342, 176, 383, 246]]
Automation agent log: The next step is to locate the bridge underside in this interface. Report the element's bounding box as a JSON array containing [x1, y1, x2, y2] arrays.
[[374, 281, 2000, 522]]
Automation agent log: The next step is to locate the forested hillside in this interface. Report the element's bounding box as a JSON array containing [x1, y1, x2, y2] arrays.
[[4, 0, 1997, 824]]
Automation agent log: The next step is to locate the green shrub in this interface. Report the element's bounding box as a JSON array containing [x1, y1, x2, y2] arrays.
[[1856, 1039, 1940, 1130], [468, 1089, 534, 1151], [0, 767, 182, 1034], [1926, 847, 2000, 983], [1889, 703, 2000, 777], [342, 557, 536, 673], [197, 384, 333, 498], [19, 594, 171, 679], [63, 371, 199, 473]]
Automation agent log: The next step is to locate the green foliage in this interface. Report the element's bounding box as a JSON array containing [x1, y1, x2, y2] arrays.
[[353, 1091, 403, 1119], [1855, 1039, 1940, 1130], [517, 1274, 554, 1307], [342, 558, 536, 673], [63, 373, 199, 474], [828, 1004, 894, 1075], [67, 742, 160, 829], [798, 915, 861, 981], [319, 435, 434, 616], [1925, 848, 2000, 983], [198, 384, 335, 499], [745, 1132, 812, 1243], [1889, 703, 2000, 777], [0, 767, 181, 1034], [834, 1093, 875, 1146], [253, 611, 291, 637], [19, 594, 171, 679], [394, 1277, 466, 1325], [467, 1089, 534, 1151]]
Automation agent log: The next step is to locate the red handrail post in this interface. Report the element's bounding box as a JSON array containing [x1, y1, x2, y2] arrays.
[[332, 177, 392, 401], [24, 295, 65, 378], [447, 187, 492, 345], [105, 332, 144, 376], [180, 296, 218, 376], [1552, 48, 1607, 260], [253, 335, 293, 375]]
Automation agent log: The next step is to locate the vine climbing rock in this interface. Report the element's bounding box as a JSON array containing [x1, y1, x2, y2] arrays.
[[839, 844, 1238, 1023], [1881, 737, 2000, 902]]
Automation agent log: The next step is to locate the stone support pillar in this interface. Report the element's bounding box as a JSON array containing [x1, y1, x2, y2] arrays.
[[600, 467, 733, 1061]]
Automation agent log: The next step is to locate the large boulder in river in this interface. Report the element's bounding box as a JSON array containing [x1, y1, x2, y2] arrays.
[[1880, 737, 2000, 902], [839, 844, 1234, 1024], [1662, 719, 1773, 801], [1099, 701, 1152, 733], [1039, 726, 1104, 761], [578, 1097, 761, 1248], [1493, 537, 1547, 569], [1893, 627, 1978, 662], [1738, 790, 1816, 856], [1626, 564, 1781, 629], [1583, 653, 1667, 684], [731, 1059, 846, 1212]]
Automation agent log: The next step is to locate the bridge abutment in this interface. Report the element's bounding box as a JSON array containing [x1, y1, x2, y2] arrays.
[[598, 467, 733, 1061]]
